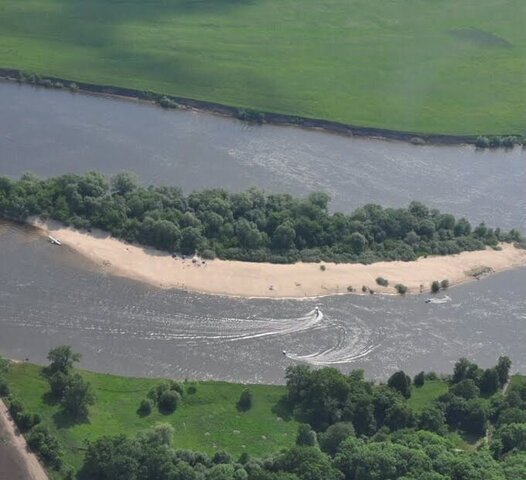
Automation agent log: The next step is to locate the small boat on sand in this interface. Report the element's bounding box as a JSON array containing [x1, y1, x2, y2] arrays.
[[48, 235, 62, 246]]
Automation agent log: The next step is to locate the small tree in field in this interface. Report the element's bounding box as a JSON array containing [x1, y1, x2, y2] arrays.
[[237, 388, 253, 411], [61, 373, 95, 420]]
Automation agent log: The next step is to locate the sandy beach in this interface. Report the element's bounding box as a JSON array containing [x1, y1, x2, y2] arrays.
[[31, 219, 526, 299]]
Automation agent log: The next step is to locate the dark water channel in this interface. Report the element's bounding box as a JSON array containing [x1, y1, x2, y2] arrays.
[[0, 82, 525, 383]]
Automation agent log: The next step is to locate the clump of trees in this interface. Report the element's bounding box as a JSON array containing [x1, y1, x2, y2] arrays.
[[0, 171, 521, 264], [141, 380, 184, 415], [375, 277, 388, 287], [43, 346, 95, 421]]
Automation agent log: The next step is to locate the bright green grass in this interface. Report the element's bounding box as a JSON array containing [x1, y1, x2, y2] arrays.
[[0, 0, 525, 135], [407, 379, 448, 411], [509, 374, 526, 390], [5, 363, 297, 473]]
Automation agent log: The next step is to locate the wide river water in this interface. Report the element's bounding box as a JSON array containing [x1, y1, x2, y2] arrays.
[[1, 81, 525, 383]]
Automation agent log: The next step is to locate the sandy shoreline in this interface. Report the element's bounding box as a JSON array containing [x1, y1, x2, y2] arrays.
[[30, 219, 526, 299]]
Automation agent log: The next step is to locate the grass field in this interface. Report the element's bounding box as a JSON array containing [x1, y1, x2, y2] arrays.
[[5, 363, 298, 473], [407, 379, 449, 412], [0, 0, 524, 135]]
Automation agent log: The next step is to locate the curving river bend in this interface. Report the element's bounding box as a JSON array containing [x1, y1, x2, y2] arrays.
[[1, 82, 525, 383]]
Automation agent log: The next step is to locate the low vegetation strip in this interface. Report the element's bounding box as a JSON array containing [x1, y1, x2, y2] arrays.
[[0, 172, 522, 265], [0, 0, 524, 135]]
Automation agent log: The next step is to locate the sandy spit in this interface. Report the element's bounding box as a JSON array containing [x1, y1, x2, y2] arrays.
[[31, 218, 526, 299]]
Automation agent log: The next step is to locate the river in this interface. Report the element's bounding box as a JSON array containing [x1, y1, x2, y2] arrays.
[[1, 81, 525, 383]]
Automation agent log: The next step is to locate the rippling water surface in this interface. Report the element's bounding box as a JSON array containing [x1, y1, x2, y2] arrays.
[[0, 82, 525, 383]]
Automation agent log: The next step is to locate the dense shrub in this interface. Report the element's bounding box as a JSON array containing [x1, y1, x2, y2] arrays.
[[158, 390, 181, 413], [431, 281, 440, 293], [27, 425, 63, 470], [413, 371, 425, 387], [395, 283, 408, 295], [15, 411, 41, 432], [0, 378, 9, 396], [237, 388, 253, 411], [137, 398, 153, 416], [376, 277, 388, 287]]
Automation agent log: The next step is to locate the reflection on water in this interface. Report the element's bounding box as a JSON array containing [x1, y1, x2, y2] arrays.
[[1, 222, 525, 383]]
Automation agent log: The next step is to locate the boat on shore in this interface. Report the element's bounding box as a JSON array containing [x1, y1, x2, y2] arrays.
[[48, 235, 61, 246]]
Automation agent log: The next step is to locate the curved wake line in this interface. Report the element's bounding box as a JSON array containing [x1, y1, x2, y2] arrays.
[[145, 309, 325, 343], [286, 343, 380, 366]]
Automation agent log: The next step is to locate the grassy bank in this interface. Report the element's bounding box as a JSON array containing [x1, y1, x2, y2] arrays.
[[0, 0, 524, 136], [5, 363, 298, 472]]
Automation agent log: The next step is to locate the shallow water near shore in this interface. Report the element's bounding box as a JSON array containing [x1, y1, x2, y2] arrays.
[[1, 82, 526, 383]]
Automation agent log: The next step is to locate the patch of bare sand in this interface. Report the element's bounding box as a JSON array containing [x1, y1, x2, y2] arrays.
[[31, 218, 526, 298]]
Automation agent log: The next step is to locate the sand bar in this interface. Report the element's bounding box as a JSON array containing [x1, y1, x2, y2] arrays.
[[31, 219, 526, 299]]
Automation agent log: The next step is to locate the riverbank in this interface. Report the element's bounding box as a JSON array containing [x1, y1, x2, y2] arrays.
[[4, 362, 298, 473], [1, 0, 524, 137], [0, 71, 490, 147], [0, 399, 49, 480], [30, 219, 526, 299]]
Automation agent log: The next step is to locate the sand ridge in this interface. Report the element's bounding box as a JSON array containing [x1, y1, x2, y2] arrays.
[[31, 218, 526, 299]]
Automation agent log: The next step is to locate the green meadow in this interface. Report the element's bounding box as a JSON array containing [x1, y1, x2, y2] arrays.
[[0, 0, 524, 135], [5, 363, 298, 472]]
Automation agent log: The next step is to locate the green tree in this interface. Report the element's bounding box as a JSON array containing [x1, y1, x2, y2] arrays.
[[349, 232, 366, 254], [237, 388, 253, 412], [318, 422, 355, 456], [480, 368, 500, 396], [274, 446, 343, 480], [418, 407, 446, 434], [158, 390, 181, 413], [413, 371, 425, 388], [272, 222, 296, 250], [387, 371, 412, 399], [296, 424, 317, 447], [111, 171, 139, 195], [385, 403, 416, 431], [496, 356, 512, 388], [451, 379, 480, 400], [61, 373, 95, 420], [45, 345, 81, 375]]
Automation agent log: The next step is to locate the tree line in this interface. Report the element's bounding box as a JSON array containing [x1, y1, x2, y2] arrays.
[[0, 172, 522, 264], [3, 351, 526, 479]]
